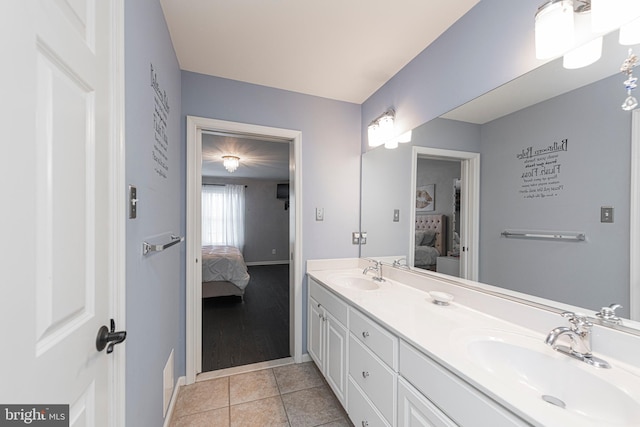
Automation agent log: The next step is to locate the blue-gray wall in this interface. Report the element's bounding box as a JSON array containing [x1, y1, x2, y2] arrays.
[[361, 118, 479, 259], [121, 1, 612, 424], [479, 74, 631, 312], [125, 1, 184, 426], [181, 71, 362, 355], [201, 177, 290, 264], [362, 0, 543, 149]]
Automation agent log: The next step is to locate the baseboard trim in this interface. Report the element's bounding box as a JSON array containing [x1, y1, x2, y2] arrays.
[[163, 376, 186, 427], [301, 353, 312, 363], [245, 260, 290, 266]]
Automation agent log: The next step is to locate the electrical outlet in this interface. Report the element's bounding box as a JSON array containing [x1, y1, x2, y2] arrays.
[[272, 249, 276, 254], [316, 208, 324, 221], [352, 232, 360, 244]]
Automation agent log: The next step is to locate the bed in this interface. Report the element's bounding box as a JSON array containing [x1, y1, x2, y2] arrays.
[[414, 214, 447, 270], [201, 245, 250, 299]]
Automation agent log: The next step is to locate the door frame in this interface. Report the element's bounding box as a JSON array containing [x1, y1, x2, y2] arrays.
[[185, 116, 303, 383], [110, 1, 127, 424], [409, 147, 479, 281]]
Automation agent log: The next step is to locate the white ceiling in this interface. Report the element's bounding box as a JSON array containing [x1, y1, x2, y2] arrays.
[[202, 133, 290, 180], [160, 0, 480, 104]]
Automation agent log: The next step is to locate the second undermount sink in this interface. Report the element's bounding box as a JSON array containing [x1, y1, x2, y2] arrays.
[[455, 329, 640, 425], [327, 273, 380, 290]]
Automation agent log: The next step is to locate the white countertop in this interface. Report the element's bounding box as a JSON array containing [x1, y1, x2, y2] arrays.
[[307, 260, 640, 427]]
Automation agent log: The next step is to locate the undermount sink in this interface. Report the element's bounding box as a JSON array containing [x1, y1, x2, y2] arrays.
[[455, 330, 640, 425], [327, 273, 380, 290]]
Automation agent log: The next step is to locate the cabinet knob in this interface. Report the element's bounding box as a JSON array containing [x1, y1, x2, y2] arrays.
[[362, 371, 369, 378], [362, 421, 369, 427], [362, 331, 370, 338]]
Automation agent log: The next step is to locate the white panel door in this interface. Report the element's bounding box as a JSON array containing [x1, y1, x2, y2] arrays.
[[1, 1, 121, 425]]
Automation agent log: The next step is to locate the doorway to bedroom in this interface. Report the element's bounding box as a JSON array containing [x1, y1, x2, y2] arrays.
[[200, 132, 292, 372], [186, 116, 303, 383]]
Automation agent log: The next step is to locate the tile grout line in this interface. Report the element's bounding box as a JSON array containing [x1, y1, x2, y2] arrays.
[[271, 368, 293, 426]]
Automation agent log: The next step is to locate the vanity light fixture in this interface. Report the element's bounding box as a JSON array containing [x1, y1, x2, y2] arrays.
[[222, 155, 240, 173], [535, 0, 640, 69], [535, 0, 576, 60], [367, 109, 412, 149], [562, 3, 602, 69]]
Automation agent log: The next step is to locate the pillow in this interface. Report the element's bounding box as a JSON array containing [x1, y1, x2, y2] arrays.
[[416, 230, 437, 247]]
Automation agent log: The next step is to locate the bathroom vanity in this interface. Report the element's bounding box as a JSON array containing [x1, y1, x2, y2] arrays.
[[307, 258, 640, 427]]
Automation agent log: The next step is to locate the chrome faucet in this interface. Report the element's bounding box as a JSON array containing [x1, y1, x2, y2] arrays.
[[544, 311, 610, 368], [595, 303, 623, 325], [363, 260, 385, 282], [392, 258, 410, 269]]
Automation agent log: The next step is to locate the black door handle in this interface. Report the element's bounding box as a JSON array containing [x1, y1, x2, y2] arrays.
[[96, 319, 126, 354]]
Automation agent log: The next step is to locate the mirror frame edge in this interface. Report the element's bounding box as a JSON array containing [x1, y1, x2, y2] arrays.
[[631, 109, 640, 321]]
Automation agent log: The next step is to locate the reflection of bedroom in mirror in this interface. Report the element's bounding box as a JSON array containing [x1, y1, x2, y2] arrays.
[[200, 132, 292, 372], [415, 157, 461, 277]]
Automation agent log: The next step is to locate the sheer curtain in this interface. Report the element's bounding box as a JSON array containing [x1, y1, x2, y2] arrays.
[[201, 184, 245, 251]]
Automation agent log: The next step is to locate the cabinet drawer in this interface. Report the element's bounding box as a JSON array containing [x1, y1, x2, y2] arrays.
[[309, 278, 348, 325], [399, 341, 527, 427], [349, 334, 396, 425], [350, 307, 398, 369], [348, 377, 390, 427]]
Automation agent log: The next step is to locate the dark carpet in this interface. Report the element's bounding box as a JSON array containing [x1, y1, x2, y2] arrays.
[[201, 264, 290, 372]]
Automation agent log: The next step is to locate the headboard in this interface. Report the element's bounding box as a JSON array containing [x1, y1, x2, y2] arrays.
[[415, 214, 447, 256]]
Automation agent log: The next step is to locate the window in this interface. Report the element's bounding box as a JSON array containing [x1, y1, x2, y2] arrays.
[[201, 184, 245, 250]]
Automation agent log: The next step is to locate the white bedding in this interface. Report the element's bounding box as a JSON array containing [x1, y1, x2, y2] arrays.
[[414, 246, 440, 267], [201, 245, 250, 289]]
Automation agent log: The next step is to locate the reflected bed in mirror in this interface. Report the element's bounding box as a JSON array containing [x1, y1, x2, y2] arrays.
[[361, 31, 640, 323]]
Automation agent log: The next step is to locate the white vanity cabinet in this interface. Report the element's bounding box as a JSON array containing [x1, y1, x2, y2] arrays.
[[348, 308, 398, 427], [308, 278, 348, 405], [399, 341, 528, 427], [307, 273, 530, 427], [397, 377, 456, 427]]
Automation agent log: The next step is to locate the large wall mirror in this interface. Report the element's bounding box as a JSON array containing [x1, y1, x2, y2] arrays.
[[361, 31, 640, 322]]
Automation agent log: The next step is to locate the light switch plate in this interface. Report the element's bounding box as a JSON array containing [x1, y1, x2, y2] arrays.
[[393, 209, 400, 222], [601, 206, 614, 223], [129, 185, 138, 219]]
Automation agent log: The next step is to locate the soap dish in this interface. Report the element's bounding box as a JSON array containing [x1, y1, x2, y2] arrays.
[[429, 291, 453, 306]]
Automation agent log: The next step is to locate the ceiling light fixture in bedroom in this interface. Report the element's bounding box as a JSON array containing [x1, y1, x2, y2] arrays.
[[222, 155, 240, 173]]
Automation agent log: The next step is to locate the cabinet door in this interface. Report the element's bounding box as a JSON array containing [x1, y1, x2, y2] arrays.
[[398, 377, 456, 427], [325, 313, 348, 405], [308, 297, 324, 368]]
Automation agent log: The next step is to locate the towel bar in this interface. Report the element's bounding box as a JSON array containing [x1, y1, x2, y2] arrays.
[[501, 231, 586, 242]]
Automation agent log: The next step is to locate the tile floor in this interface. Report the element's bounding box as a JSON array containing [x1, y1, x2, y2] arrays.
[[170, 362, 353, 427]]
